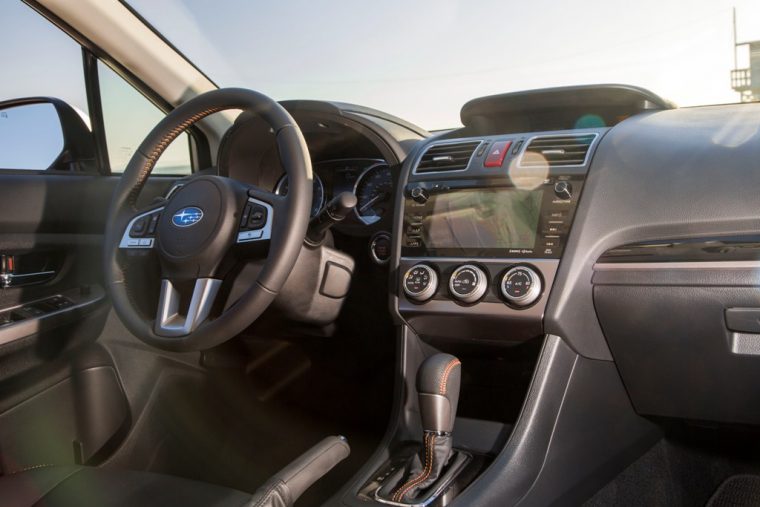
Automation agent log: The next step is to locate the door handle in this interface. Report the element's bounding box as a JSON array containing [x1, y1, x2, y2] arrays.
[[0, 255, 56, 288]]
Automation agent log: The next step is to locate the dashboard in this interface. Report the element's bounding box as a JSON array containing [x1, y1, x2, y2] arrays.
[[214, 84, 760, 428]]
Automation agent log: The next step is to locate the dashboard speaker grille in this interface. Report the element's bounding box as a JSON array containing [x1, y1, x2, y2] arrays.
[[522, 134, 596, 167], [415, 141, 481, 172]]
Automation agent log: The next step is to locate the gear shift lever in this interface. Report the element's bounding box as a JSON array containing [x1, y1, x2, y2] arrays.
[[417, 353, 461, 434], [384, 353, 462, 504]]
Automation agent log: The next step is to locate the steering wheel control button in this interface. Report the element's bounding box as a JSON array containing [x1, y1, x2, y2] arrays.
[[501, 266, 542, 307], [448, 264, 487, 304], [410, 186, 429, 204], [236, 197, 273, 243], [247, 205, 267, 229], [403, 264, 438, 302], [553, 180, 573, 200], [120, 207, 166, 249], [130, 217, 148, 237], [484, 140, 512, 168], [147, 213, 161, 235], [238, 229, 263, 241], [240, 203, 252, 227], [369, 232, 391, 265]]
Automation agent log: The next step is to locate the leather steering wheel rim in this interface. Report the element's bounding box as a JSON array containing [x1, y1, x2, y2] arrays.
[[103, 88, 312, 352]]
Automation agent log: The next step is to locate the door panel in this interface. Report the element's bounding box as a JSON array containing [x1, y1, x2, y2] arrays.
[[0, 173, 177, 473]]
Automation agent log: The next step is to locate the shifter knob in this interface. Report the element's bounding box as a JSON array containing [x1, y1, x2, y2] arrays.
[[417, 353, 461, 434]]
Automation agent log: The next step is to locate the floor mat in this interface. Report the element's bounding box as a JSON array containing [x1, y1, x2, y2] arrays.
[[707, 475, 760, 507], [584, 424, 760, 507]]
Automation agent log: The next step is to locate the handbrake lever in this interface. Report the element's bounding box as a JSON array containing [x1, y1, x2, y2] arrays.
[[246, 435, 351, 507]]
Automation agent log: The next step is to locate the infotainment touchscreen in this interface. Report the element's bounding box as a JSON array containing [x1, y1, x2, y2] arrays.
[[403, 188, 546, 257], [425, 189, 541, 249]]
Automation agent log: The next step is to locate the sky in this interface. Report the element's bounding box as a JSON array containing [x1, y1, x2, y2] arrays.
[[2, 0, 760, 137], [128, 0, 760, 130]]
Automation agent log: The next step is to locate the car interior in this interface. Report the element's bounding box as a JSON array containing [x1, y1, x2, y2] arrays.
[[1, 1, 760, 506]]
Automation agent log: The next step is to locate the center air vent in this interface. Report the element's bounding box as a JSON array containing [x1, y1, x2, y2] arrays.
[[522, 134, 596, 167], [415, 141, 481, 173]]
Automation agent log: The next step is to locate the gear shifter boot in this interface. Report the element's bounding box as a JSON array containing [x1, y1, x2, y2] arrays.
[[384, 353, 462, 504]]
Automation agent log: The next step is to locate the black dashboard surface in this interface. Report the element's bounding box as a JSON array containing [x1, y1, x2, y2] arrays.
[[547, 102, 760, 360], [458, 84, 673, 136]]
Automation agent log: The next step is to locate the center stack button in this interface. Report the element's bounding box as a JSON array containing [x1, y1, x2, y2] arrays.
[[449, 264, 488, 304]]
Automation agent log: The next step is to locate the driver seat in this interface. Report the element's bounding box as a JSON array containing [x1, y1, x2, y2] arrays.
[[0, 436, 349, 507]]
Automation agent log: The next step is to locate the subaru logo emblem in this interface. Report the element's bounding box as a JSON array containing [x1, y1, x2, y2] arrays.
[[172, 207, 204, 227]]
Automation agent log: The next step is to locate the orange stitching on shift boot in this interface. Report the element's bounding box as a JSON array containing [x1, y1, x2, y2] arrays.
[[392, 432, 435, 502]]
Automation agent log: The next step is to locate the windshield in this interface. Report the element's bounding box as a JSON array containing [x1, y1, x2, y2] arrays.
[[129, 0, 760, 130]]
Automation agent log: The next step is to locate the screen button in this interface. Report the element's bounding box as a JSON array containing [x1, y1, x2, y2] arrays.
[[543, 210, 568, 220], [484, 141, 512, 168], [407, 224, 422, 236]]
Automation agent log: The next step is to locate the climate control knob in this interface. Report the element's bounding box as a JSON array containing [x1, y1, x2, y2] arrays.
[[403, 264, 438, 302], [500, 266, 542, 307], [449, 264, 488, 304]]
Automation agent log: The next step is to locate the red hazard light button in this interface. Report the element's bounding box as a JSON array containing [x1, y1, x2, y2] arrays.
[[484, 140, 512, 168]]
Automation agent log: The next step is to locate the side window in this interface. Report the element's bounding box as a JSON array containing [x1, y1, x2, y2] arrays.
[[98, 62, 192, 175], [0, 2, 89, 170]]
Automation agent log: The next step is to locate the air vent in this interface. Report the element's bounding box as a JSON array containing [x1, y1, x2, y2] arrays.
[[415, 141, 481, 173], [522, 134, 596, 167]]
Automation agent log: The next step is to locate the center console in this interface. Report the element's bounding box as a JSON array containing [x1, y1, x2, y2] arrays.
[[395, 131, 600, 344]]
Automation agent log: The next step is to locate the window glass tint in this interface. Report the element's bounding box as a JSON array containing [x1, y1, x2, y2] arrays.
[[98, 62, 191, 175]]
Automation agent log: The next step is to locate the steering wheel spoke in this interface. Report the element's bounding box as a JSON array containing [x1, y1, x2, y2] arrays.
[[236, 186, 283, 244], [155, 278, 222, 337], [118, 206, 165, 250]]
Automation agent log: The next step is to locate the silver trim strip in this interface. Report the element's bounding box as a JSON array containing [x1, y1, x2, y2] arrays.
[[401, 256, 559, 264], [594, 260, 760, 271]]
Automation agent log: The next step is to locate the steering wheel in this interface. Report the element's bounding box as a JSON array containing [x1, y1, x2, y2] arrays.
[[104, 88, 312, 352]]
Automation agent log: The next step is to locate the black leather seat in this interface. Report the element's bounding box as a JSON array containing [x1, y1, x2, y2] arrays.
[[0, 465, 253, 507]]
